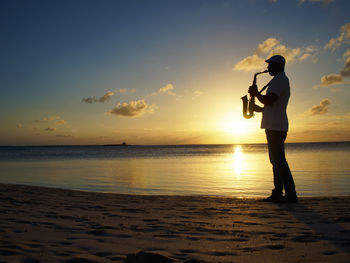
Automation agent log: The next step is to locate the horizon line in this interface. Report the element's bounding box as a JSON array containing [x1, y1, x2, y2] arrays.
[[1, 141, 349, 147]]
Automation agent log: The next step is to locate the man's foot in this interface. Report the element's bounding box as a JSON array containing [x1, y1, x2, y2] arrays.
[[283, 195, 298, 203], [262, 195, 284, 203]]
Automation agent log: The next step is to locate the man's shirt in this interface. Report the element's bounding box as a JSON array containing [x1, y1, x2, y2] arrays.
[[261, 72, 290, 132]]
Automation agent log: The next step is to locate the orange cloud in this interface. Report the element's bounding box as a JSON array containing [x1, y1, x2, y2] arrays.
[[152, 83, 176, 96], [325, 22, 350, 51], [340, 56, 350, 77], [233, 54, 265, 71], [321, 74, 345, 87], [267, 45, 301, 62], [44, 127, 56, 132], [108, 99, 157, 117], [254, 38, 279, 55], [319, 53, 350, 87], [33, 116, 66, 126], [33, 116, 61, 123], [309, 99, 331, 115], [82, 91, 115, 103], [234, 38, 314, 71], [55, 119, 66, 125]]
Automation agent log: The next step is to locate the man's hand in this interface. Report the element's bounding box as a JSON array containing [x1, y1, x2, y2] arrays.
[[248, 84, 259, 97], [252, 104, 263, 112]]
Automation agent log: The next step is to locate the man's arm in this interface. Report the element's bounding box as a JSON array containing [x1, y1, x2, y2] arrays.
[[249, 84, 278, 106], [255, 92, 278, 106], [252, 104, 264, 112]]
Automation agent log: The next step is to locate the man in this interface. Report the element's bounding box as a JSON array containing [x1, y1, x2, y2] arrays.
[[249, 55, 298, 203]]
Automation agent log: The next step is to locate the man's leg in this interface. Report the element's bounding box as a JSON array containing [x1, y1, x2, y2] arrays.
[[272, 166, 283, 196], [265, 129, 297, 201], [266, 129, 284, 197]]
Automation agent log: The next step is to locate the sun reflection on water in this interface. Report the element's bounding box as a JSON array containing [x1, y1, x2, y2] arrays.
[[233, 145, 244, 176]]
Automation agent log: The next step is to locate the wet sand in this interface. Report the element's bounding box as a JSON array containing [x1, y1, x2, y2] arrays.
[[0, 183, 350, 262]]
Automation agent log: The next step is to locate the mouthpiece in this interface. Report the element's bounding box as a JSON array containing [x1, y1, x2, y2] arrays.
[[254, 70, 268, 77]]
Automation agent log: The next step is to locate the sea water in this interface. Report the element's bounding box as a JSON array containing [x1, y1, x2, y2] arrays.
[[0, 142, 349, 197]]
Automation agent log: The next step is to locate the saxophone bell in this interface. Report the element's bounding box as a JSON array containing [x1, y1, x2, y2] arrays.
[[241, 95, 254, 119]]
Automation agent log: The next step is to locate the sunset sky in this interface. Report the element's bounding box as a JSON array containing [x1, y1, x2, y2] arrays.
[[1, 0, 350, 145]]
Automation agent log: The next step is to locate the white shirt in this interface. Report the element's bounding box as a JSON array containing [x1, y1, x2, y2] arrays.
[[261, 72, 290, 132]]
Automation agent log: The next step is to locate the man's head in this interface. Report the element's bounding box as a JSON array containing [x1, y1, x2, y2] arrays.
[[265, 55, 285, 76]]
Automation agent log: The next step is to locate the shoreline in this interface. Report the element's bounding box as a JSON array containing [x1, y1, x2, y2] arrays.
[[1, 183, 350, 262], [2, 182, 350, 199]]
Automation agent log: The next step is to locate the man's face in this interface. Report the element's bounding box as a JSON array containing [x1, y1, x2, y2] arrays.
[[267, 62, 282, 76]]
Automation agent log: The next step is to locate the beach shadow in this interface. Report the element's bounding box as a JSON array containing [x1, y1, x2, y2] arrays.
[[277, 198, 350, 255]]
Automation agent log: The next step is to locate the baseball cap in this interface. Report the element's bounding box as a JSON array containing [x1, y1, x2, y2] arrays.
[[265, 55, 286, 65]]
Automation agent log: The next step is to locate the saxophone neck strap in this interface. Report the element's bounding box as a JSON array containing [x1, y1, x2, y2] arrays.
[[259, 80, 272, 94]]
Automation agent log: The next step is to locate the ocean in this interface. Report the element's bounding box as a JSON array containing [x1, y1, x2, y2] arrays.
[[0, 142, 349, 197]]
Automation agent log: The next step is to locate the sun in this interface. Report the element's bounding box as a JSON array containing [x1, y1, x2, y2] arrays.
[[221, 116, 248, 135]]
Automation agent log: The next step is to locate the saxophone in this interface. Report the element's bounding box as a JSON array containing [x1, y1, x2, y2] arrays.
[[241, 70, 268, 119]]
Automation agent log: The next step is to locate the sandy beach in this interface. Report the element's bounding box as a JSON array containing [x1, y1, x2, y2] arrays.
[[0, 183, 350, 263]]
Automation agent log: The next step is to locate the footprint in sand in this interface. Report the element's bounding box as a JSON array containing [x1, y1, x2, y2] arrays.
[[265, 244, 285, 250], [180, 249, 197, 254], [322, 250, 338, 255], [0, 248, 21, 256]]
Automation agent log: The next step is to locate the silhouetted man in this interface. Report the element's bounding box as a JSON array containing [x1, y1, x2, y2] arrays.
[[249, 55, 298, 203]]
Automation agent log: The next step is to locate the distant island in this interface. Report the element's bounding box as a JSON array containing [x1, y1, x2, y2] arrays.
[[103, 142, 129, 147]]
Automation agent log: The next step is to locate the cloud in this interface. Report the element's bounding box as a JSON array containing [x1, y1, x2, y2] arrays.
[[299, 53, 311, 61], [160, 84, 174, 94], [234, 54, 265, 71], [33, 116, 61, 123], [340, 56, 350, 77], [320, 74, 345, 86], [267, 45, 301, 63], [192, 90, 203, 100], [82, 91, 115, 103], [234, 38, 314, 71], [108, 99, 157, 117], [152, 83, 176, 96], [309, 99, 331, 115], [325, 22, 350, 51], [254, 38, 280, 55], [98, 91, 114, 102], [116, 89, 127, 93], [44, 127, 56, 132], [319, 53, 350, 87], [193, 90, 203, 96], [81, 97, 96, 103], [55, 119, 66, 125], [114, 88, 136, 94], [344, 49, 350, 57], [33, 116, 66, 126]]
